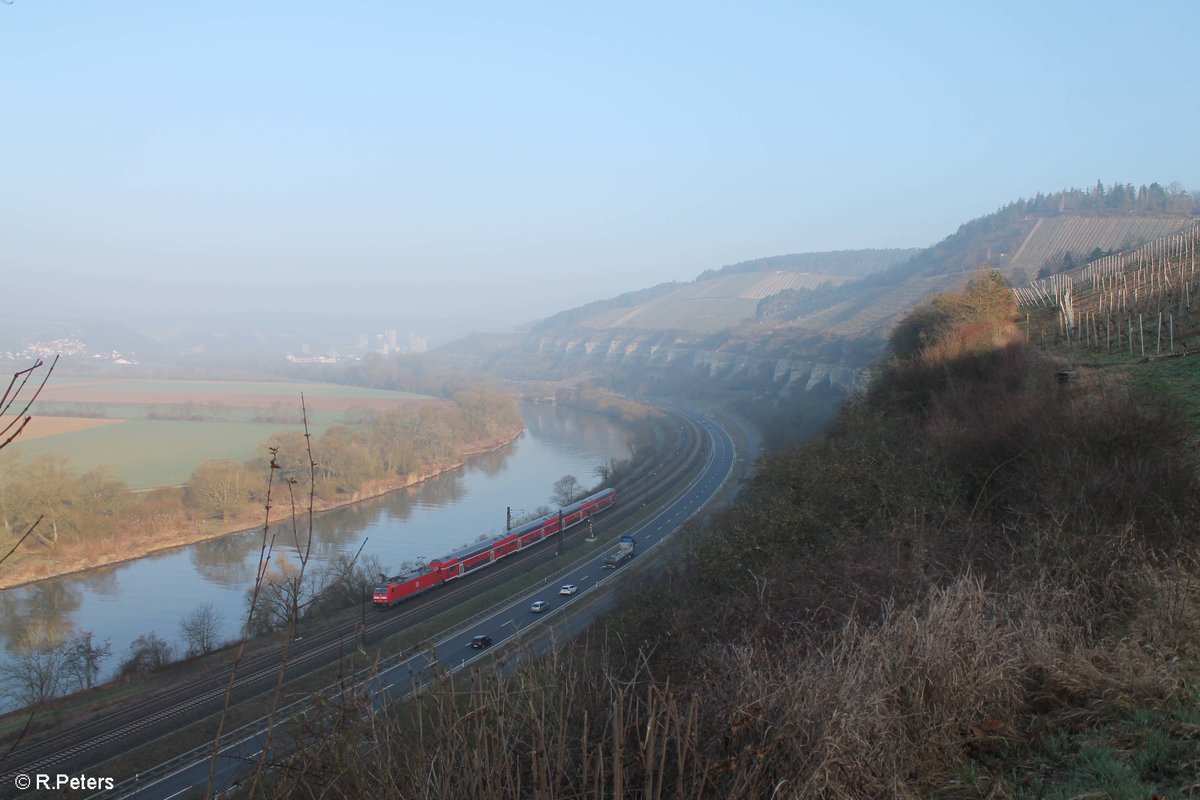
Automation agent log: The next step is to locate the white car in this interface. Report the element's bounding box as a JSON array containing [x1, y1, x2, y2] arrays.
[[559, 584, 578, 595], [530, 600, 549, 613]]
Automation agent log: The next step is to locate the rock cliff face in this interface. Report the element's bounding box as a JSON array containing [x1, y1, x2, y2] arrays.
[[521, 329, 872, 395]]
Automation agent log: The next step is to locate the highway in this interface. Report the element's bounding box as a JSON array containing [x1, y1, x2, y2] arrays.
[[58, 406, 736, 800]]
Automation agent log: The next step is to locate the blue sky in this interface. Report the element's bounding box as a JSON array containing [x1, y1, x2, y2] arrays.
[[3, 1, 1198, 336]]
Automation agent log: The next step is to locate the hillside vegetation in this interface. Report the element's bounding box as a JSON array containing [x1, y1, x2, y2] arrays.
[[259, 276, 1200, 798]]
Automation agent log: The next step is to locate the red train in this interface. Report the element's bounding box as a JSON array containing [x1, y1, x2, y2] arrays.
[[372, 488, 617, 608]]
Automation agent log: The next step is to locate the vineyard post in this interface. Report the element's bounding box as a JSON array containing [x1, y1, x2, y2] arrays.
[[1157, 311, 1162, 355], [1139, 313, 1145, 358], [1169, 313, 1174, 354]]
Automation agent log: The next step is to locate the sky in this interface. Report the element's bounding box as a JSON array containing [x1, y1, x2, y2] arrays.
[[3, 1, 1199, 338]]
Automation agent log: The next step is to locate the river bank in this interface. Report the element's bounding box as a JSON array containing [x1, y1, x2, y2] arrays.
[[0, 424, 525, 591]]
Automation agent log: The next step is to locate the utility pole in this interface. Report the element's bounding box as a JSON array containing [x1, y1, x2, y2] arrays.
[[556, 509, 564, 555]]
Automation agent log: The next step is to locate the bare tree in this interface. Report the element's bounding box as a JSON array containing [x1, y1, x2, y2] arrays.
[[0, 643, 67, 707], [308, 551, 383, 616], [63, 631, 111, 691], [243, 552, 320, 635], [180, 602, 223, 657], [551, 474, 582, 507], [188, 459, 253, 520], [118, 632, 173, 679], [0, 356, 57, 567]]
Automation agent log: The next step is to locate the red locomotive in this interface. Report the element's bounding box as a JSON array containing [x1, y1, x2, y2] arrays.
[[372, 488, 617, 608]]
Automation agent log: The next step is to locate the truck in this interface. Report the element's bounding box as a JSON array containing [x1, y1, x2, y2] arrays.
[[603, 536, 636, 568]]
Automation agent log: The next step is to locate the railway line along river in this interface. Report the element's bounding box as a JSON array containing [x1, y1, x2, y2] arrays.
[[0, 403, 630, 711]]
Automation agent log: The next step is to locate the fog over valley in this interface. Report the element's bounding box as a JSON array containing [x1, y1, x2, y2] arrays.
[[4, 4, 1200, 798], [4, 3, 1197, 348]]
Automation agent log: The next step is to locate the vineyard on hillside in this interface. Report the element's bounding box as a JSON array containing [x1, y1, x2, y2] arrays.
[[1015, 222, 1200, 357], [1007, 216, 1192, 274], [790, 275, 956, 338], [577, 270, 851, 333]]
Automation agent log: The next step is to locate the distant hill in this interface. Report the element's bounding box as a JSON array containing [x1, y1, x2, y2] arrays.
[[445, 182, 1199, 398], [698, 249, 920, 280], [534, 249, 916, 336], [758, 184, 1199, 339]]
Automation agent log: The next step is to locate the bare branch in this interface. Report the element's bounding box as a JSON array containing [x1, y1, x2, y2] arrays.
[[208, 443, 281, 795], [0, 355, 57, 449], [0, 515, 44, 567]]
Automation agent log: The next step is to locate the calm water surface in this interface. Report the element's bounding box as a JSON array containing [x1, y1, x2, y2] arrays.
[[0, 404, 629, 703]]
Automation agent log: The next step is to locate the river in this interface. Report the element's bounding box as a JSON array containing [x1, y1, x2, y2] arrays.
[[0, 404, 630, 707]]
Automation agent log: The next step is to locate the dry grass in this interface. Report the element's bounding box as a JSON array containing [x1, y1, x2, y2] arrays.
[[250, 303, 1200, 798]]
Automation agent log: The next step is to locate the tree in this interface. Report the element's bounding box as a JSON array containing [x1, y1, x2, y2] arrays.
[[0, 624, 108, 706], [119, 632, 174, 678], [63, 631, 111, 691], [76, 465, 130, 537], [0, 644, 66, 707], [551, 474, 582, 507], [180, 602, 223, 657], [314, 425, 377, 496], [244, 553, 319, 635], [188, 459, 253, 520], [5, 456, 83, 548], [889, 269, 1015, 360]]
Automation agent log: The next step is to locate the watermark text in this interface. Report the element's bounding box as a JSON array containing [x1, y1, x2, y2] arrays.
[[13, 773, 115, 792]]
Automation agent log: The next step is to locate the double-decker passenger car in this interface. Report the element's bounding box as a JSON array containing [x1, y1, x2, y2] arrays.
[[372, 488, 617, 608]]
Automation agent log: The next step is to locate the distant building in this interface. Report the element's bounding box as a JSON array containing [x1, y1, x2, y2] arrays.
[[409, 332, 428, 353]]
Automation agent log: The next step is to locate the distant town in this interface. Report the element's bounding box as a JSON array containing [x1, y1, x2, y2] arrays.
[[286, 329, 430, 364], [0, 328, 430, 366], [0, 337, 140, 365]]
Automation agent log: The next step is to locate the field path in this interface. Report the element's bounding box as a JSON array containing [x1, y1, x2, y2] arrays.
[[0, 414, 124, 441]]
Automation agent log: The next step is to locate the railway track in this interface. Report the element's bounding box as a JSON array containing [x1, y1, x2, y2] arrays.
[[0, 408, 707, 786]]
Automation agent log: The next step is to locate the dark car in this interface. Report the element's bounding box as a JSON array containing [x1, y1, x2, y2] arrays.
[[470, 635, 493, 649]]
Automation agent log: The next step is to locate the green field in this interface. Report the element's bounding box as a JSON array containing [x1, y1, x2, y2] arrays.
[[32, 402, 359, 424], [8, 419, 335, 489], [10, 378, 435, 490], [36, 378, 431, 403]]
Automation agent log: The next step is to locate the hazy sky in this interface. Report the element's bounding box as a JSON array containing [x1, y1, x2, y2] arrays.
[[4, 1, 1198, 336]]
